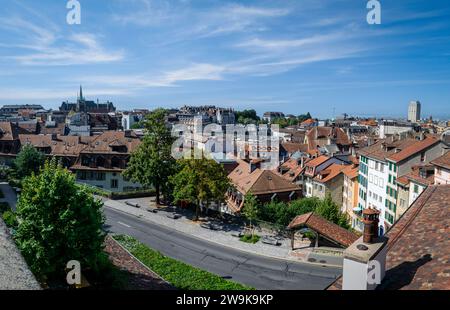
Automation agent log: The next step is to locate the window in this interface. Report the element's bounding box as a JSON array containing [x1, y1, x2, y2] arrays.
[[388, 175, 392, 183], [414, 184, 419, 194], [111, 179, 119, 189], [96, 173, 105, 181], [420, 152, 425, 162]]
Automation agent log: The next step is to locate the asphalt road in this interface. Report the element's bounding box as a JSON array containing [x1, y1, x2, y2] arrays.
[[104, 207, 342, 290]]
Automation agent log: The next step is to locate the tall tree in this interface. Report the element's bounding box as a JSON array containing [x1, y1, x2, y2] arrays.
[[171, 157, 230, 220], [242, 191, 259, 236], [124, 109, 175, 205], [13, 144, 46, 179], [15, 159, 106, 282]]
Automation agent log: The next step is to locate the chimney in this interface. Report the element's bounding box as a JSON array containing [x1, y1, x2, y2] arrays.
[[124, 130, 132, 137], [51, 133, 58, 141], [342, 208, 388, 290], [362, 208, 380, 243]]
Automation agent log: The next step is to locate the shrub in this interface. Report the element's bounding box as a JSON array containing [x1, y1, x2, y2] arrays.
[[240, 234, 260, 244], [14, 159, 106, 282], [2, 210, 18, 229]]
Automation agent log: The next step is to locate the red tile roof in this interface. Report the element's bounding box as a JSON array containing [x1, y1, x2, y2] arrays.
[[229, 161, 301, 196], [328, 184, 450, 290], [288, 212, 358, 248], [342, 165, 359, 179], [387, 136, 440, 163], [313, 163, 347, 183], [430, 151, 450, 170]]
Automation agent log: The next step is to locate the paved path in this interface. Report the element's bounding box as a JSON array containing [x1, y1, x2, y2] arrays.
[[0, 182, 17, 211], [104, 207, 342, 290]]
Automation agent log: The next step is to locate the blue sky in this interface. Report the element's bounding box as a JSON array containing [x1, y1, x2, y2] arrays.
[[0, 0, 449, 119]]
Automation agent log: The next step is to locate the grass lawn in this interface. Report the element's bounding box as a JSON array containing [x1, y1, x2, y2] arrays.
[[113, 235, 253, 290]]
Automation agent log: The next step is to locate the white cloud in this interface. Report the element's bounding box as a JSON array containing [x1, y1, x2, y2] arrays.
[[1, 17, 124, 66]]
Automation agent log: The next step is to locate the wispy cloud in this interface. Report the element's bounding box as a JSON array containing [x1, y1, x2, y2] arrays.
[[0, 17, 124, 66], [112, 1, 291, 38], [76, 63, 226, 89]]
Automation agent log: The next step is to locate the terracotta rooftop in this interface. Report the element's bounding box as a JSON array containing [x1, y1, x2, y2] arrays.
[[358, 138, 419, 162], [313, 163, 347, 183], [0, 122, 19, 141], [301, 118, 316, 126], [387, 136, 440, 163], [276, 157, 307, 182], [306, 126, 352, 150], [81, 131, 140, 155], [19, 134, 92, 157], [328, 184, 450, 290], [342, 164, 359, 179], [402, 165, 435, 187], [281, 142, 308, 154], [288, 212, 358, 248], [379, 185, 450, 290], [229, 161, 301, 196], [431, 151, 450, 170], [305, 155, 330, 168]]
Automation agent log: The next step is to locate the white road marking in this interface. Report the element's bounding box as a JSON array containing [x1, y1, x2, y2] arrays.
[[117, 221, 131, 228]]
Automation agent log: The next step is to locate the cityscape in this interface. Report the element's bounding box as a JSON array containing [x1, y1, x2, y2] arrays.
[[0, 0, 449, 302]]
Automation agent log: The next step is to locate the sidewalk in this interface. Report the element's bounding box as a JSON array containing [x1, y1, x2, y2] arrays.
[[103, 197, 343, 267]]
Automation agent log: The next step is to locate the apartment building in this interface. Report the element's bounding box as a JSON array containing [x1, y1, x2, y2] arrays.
[[431, 151, 450, 185], [357, 134, 444, 233], [341, 165, 360, 230], [70, 131, 142, 192]]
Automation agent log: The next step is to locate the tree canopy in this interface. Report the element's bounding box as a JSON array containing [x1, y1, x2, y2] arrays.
[[124, 108, 176, 205], [14, 159, 106, 281], [12, 144, 46, 179], [171, 157, 231, 220]]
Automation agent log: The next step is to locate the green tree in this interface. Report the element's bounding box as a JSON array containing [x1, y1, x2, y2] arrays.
[[13, 144, 46, 179], [14, 159, 106, 282], [242, 192, 259, 236], [236, 109, 260, 124], [171, 158, 230, 221], [315, 194, 350, 229], [124, 108, 176, 205]]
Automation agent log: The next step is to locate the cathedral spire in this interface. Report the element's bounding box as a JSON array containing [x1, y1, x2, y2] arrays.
[[79, 85, 84, 101]]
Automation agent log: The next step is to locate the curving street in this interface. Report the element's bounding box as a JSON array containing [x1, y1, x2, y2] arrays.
[[104, 207, 342, 290]]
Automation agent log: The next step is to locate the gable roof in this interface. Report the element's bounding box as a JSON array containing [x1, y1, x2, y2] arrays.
[[387, 136, 440, 163], [276, 157, 306, 182], [0, 122, 19, 141], [379, 185, 450, 290], [288, 212, 358, 248], [81, 131, 140, 155], [313, 163, 347, 183], [281, 142, 308, 154], [328, 184, 450, 290], [229, 161, 300, 196], [430, 151, 450, 170]]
